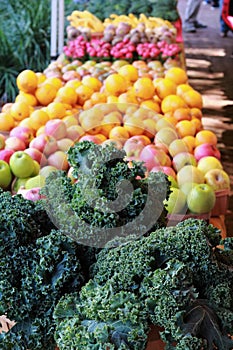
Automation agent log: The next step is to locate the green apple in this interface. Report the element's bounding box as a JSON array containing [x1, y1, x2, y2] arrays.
[[25, 174, 45, 190], [30, 160, 40, 176], [180, 182, 198, 196], [11, 176, 31, 194], [9, 151, 35, 178], [187, 183, 216, 214], [39, 165, 58, 178], [163, 187, 187, 214], [0, 160, 12, 189]]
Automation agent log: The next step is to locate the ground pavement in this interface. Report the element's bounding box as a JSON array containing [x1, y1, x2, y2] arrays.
[[178, 0, 233, 236]]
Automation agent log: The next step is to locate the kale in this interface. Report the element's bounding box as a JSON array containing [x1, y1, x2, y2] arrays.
[[41, 141, 169, 248], [54, 218, 233, 349], [0, 190, 85, 350]]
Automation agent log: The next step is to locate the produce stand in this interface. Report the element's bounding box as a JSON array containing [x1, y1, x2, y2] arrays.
[[0, 8, 232, 350]]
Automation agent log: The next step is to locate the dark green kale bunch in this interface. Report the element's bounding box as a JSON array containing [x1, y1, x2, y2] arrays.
[[54, 219, 233, 349], [41, 141, 170, 248], [0, 189, 85, 350]]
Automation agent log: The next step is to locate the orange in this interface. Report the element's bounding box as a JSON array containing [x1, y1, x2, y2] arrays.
[[45, 77, 63, 91], [0, 112, 15, 131], [133, 77, 155, 99], [15, 91, 38, 107], [101, 112, 122, 137], [62, 115, 78, 128], [55, 86, 77, 106], [182, 135, 196, 153], [161, 95, 187, 114], [82, 99, 94, 110], [46, 102, 67, 119], [154, 78, 177, 100], [35, 83, 57, 106], [140, 99, 161, 113], [79, 107, 104, 135], [65, 79, 82, 89], [190, 107, 203, 120], [16, 69, 38, 93], [108, 126, 130, 142], [29, 109, 49, 130], [176, 83, 193, 97], [118, 64, 139, 82], [1, 103, 13, 113], [81, 76, 102, 92], [168, 139, 191, 157], [10, 101, 30, 121], [36, 72, 46, 85], [104, 74, 128, 96], [173, 107, 192, 121], [107, 95, 119, 103], [90, 92, 107, 104], [175, 120, 196, 138], [190, 118, 203, 133], [117, 92, 138, 106], [164, 67, 188, 85], [182, 90, 203, 109], [76, 85, 94, 105], [195, 130, 217, 146]]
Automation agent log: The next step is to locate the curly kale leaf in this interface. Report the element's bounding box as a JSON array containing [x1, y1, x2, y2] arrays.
[[0, 227, 85, 350], [42, 141, 169, 247], [54, 283, 149, 350]]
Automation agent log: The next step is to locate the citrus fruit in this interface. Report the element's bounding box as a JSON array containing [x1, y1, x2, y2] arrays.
[[15, 91, 38, 107], [10, 101, 31, 121], [81, 76, 102, 92], [104, 74, 127, 95], [65, 79, 82, 89], [35, 83, 57, 106], [55, 86, 77, 106], [161, 95, 187, 114], [176, 83, 193, 97], [164, 67, 188, 85], [140, 100, 161, 113], [29, 109, 50, 130], [173, 107, 192, 121], [182, 90, 203, 109], [154, 78, 177, 100], [195, 130, 218, 146], [46, 102, 67, 119], [0, 112, 15, 131], [16, 69, 38, 93], [124, 116, 144, 136], [118, 64, 139, 82], [76, 85, 94, 105], [109, 126, 130, 142], [176, 120, 196, 138], [133, 77, 155, 99], [44, 77, 63, 90]]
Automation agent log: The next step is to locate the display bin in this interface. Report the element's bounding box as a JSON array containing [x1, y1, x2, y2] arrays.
[[211, 189, 230, 217]]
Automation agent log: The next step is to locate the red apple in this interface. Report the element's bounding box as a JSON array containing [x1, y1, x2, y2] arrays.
[[9, 126, 34, 146], [194, 143, 221, 161], [78, 134, 102, 144], [29, 134, 58, 156], [24, 147, 47, 167], [5, 136, 26, 151], [139, 144, 167, 171], [44, 119, 67, 140], [0, 149, 14, 163], [123, 136, 149, 159], [47, 150, 69, 170], [66, 125, 85, 141], [17, 187, 44, 201], [150, 165, 177, 179]]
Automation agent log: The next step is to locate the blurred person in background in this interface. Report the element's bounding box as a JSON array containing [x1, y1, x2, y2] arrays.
[[183, 0, 208, 32]]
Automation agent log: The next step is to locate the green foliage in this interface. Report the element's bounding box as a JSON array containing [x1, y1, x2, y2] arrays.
[[70, 0, 179, 22], [0, 0, 51, 103], [54, 218, 233, 349], [41, 141, 169, 248], [0, 189, 85, 349]]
